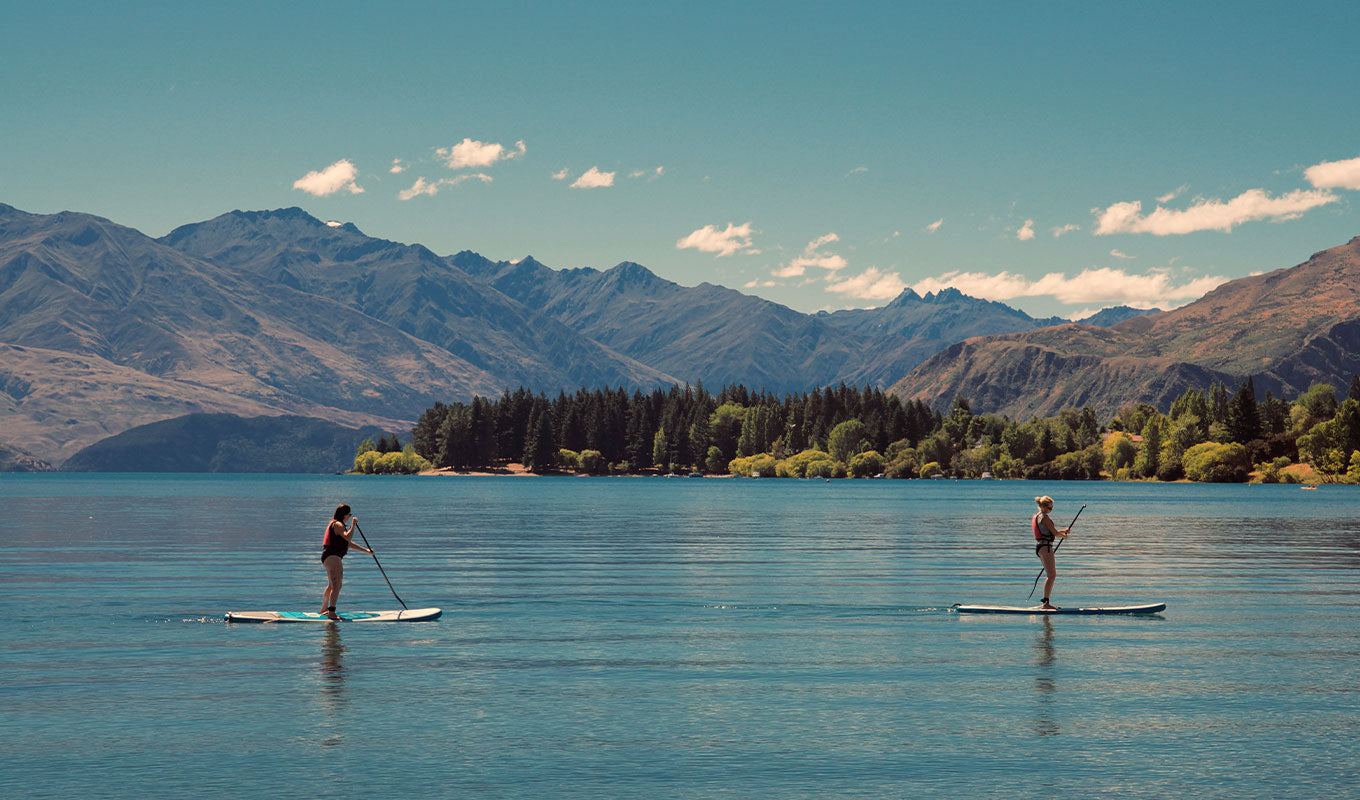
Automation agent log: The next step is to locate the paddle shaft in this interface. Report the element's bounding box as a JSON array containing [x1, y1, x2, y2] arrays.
[[1028, 504, 1085, 600], [353, 522, 408, 610]]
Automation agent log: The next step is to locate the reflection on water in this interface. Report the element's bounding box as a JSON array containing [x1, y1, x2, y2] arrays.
[[1033, 616, 1058, 737], [320, 625, 346, 746]]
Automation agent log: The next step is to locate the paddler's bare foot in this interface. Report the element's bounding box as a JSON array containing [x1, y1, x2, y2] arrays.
[[1041, 603, 1059, 610], [323, 609, 340, 620]]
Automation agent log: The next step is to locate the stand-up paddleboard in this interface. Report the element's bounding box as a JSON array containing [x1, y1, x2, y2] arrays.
[[225, 608, 441, 623], [952, 603, 1165, 615]]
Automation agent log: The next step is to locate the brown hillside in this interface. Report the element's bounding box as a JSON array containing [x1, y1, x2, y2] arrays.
[[891, 236, 1360, 417]]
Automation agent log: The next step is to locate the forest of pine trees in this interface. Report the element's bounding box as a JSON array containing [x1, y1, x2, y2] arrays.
[[369, 376, 1360, 483]]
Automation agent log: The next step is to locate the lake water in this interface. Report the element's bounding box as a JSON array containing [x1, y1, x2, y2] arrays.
[[2, 475, 1357, 798]]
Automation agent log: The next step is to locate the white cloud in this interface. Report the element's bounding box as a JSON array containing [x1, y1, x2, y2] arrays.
[[551, 168, 568, 180], [1110, 249, 1133, 260], [676, 222, 756, 257], [628, 166, 665, 179], [1016, 219, 1035, 241], [1156, 184, 1188, 204], [397, 173, 493, 201], [1093, 188, 1337, 235], [398, 177, 439, 200], [293, 159, 364, 196], [743, 278, 778, 288], [779, 233, 847, 277], [1051, 223, 1080, 238], [390, 159, 406, 174], [924, 218, 943, 234], [826, 266, 907, 300], [436, 138, 526, 170], [806, 233, 839, 250], [846, 165, 868, 177], [1305, 155, 1360, 190], [910, 266, 1228, 308], [570, 166, 615, 188]]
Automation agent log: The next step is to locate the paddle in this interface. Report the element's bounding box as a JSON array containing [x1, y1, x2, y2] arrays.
[[1028, 504, 1085, 600], [353, 522, 409, 610]]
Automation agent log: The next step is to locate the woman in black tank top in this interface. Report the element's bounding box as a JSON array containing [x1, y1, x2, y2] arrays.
[[1032, 495, 1070, 610], [320, 504, 373, 620]]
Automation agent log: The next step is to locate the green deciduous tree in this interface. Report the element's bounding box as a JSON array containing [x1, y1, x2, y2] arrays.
[[827, 419, 869, 464], [704, 446, 726, 474], [848, 450, 886, 478], [1183, 442, 1250, 482], [1133, 417, 1163, 478], [1104, 432, 1137, 473]]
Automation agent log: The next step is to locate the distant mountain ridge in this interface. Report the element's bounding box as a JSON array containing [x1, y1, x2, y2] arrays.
[[449, 251, 1095, 393], [62, 413, 388, 472], [891, 236, 1360, 418], [1, 201, 1235, 464]]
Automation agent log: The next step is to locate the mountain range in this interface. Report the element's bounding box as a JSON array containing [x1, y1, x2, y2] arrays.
[[0, 202, 1115, 464], [4, 200, 1333, 466], [891, 236, 1360, 418]]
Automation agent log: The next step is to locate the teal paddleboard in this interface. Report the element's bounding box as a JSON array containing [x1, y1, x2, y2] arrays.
[[225, 608, 441, 623]]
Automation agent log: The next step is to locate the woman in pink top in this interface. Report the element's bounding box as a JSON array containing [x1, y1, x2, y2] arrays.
[[319, 504, 373, 620]]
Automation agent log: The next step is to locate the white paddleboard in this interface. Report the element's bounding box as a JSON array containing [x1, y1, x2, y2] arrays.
[[225, 607, 442, 623], [952, 603, 1165, 615]]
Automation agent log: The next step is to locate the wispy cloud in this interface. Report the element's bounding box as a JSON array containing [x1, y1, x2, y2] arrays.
[[1093, 188, 1337, 235], [910, 266, 1228, 308], [570, 166, 615, 189], [676, 222, 756, 257], [924, 218, 943, 234], [743, 278, 779, 288], [1156, 184, 1188, 204], [551, 168, 568, 180], [845, 165, 868, 177], [777, 233, 847, 278], [1110, 249, 1133, 260], [293, 159, 364, 196], [1051, 223, 1080, 238], [397, 173, 493, 200], [1016, 219, 1035, 241], [389, 159, 406, 174], [629, 166, 665, 179], [436, 138, 525, 170], [1305, 154, 1360, 191], [826, 266, 906, 300]]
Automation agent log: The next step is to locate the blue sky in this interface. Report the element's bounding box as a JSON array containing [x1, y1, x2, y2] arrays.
[[3, 1, 1359, 317]]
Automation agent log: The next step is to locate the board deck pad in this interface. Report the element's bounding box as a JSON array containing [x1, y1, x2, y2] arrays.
[[952, 603, 1165, 615], [225, 607, 441, 623]]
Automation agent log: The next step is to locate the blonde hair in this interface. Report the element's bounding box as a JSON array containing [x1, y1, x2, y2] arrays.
[[1034, 495, 1053, 509]]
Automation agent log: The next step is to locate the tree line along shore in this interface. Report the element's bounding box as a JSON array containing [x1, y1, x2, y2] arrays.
[[350, 378, 1360, 484]]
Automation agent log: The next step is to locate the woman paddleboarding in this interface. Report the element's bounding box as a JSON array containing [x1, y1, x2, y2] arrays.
[[1032, 495, 1070, 610], [320, 504, 373, 620]]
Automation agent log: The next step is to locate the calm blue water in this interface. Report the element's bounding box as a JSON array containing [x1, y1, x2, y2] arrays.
[[2, 475, 1357, 798]]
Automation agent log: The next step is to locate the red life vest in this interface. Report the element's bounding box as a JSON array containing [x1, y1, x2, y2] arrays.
[[322, 521, 349, 556], [1033, 512, 1053, 544]]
